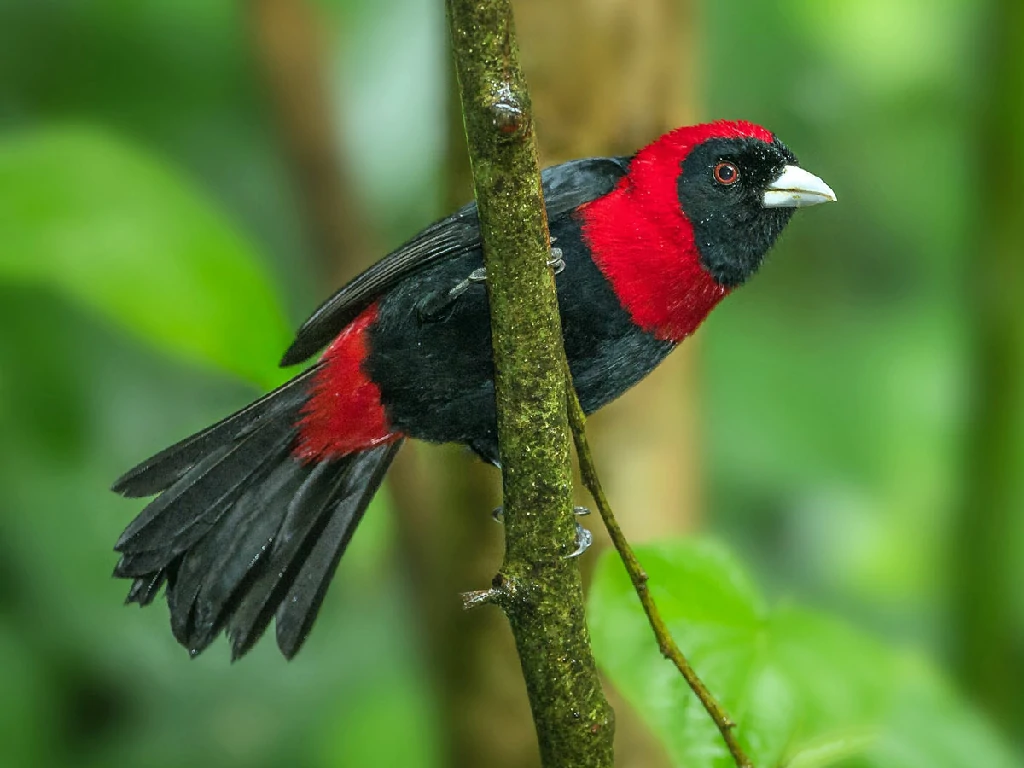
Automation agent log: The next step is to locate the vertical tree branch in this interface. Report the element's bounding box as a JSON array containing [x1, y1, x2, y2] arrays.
[[514, 0, 703, 548], [505, 7, 704, 764], [953, 0, 1024, 732], [446, 1, 614, 765]]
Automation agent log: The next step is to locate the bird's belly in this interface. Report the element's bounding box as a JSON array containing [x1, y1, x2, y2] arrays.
[[364, 218, 674, 459]]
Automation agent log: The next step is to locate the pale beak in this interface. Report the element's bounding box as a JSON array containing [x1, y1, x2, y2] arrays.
[[762, 165, 837, 208]]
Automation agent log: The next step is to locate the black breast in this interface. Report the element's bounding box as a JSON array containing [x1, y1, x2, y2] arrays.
[[365, 212, 674, 463]]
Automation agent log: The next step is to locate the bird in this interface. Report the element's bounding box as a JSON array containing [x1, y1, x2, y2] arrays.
[[111, 120, 836, 661]]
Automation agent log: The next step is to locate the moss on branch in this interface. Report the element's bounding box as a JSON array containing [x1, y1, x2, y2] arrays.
[[445, 1, 614, 765]]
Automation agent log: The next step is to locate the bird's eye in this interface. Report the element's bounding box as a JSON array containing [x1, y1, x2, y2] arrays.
[[713, 162, 740, 185]]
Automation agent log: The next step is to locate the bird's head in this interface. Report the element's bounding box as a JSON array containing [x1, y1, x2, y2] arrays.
[[626, 120, 836, 287], [581, 120, 835, 341]]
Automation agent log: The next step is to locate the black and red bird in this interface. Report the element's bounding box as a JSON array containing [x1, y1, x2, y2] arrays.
[[112, 120, 835, 660]]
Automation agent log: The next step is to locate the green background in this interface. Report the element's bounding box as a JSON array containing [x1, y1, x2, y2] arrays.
[[0, 0, 1020, 766]]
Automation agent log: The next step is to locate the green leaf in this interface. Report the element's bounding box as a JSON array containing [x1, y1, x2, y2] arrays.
[[0, 127, 292, 388], [589, 538, 1020, 768], [781, 730, 878, 768]]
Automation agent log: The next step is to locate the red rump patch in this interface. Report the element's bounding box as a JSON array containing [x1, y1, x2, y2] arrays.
[[294, 302, 401, 460], [579, 120, 774, 342]]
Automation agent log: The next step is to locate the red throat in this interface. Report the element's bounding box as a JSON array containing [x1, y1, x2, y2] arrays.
[[579, 121, 773, 342], [295, 302, 402, 460]]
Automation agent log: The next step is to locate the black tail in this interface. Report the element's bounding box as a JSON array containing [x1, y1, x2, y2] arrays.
[[111, 366, 402, 660]]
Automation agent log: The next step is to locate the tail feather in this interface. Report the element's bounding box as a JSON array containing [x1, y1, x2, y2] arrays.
[[111, 369, 400, 659], [114, 448, 232, 554], [125, 567, 170, 606], [180, 459, 309, 653], [274, 442, 399, 659], [111, 366, 320, 498], [114, 417, 295, 558], [224, 459, 354, 659], [113, 422, 294, 579], [166, 439, 296, 649]]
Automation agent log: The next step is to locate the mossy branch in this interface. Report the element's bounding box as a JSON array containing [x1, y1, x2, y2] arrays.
[[564, 372, 754, 768], [445, 1, 615, 765]]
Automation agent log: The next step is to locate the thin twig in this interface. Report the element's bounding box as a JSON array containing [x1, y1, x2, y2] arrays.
[[460, 588, 502, 610], [564, 370, 754, 768]]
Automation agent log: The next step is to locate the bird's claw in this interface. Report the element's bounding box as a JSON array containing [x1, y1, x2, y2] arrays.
[[566, 506, 593, 558], [566, 521, 593, 559], [417, 267, 488, 321], [449, 267, 488, 301], [547, 242, 566, 275], [441, 243, 561, 316]]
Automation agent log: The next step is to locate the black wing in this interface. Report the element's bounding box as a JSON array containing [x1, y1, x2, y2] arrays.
[[279, 156, 631, 367]]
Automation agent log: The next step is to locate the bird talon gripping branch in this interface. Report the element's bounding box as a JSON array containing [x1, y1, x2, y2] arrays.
[[416, 266, 489, 321], [547, 246, 566, 274], [112, 121, 835, 660], [566, 522, 594, 559], [449, 266, 488, 300]]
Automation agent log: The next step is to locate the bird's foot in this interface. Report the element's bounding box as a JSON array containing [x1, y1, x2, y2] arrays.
[[417, 266, 488, 321], [449, 267, 488, 300], [568, 506, 593, 558], [547, 239, 566, 274], [567, 520, 593, 559], [427, 241, 560, 323]]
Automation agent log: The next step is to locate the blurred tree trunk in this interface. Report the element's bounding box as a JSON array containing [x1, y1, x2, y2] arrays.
[[517, 0, 703, 548], [247, 0, 709, 764], [518, 2, 702, 764], [953, 0, 1024, 736], [384, 54, 542, 768], [245, 5, 476, 758], [398, 3, 705, 767], [243, 2, 518, 764], [388, 439, 537, 767], [247, 0, 376, 282]]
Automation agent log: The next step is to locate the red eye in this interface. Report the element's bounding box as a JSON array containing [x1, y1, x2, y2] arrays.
[[713, 162, 740, 185]]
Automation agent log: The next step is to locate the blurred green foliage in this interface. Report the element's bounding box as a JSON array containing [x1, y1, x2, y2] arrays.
[[701, 0, 975, 609], [0, 128, 292, 388], [0, 1, 443, 767], [0, 0, 1020, 766], [590, 540, 1018, 767]]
